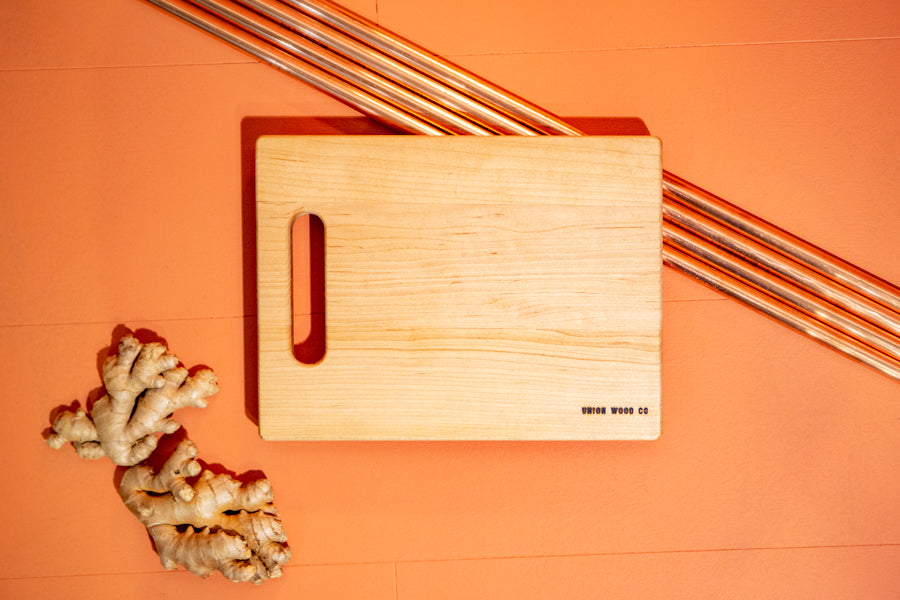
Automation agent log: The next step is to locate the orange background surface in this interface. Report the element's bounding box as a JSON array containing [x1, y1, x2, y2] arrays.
[[2, 0, 899, 597]]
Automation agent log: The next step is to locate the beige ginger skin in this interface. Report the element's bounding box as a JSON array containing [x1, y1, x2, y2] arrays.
[[46, 334, 290, 583], [47, 335, 217, 466], [119, 439, 290, 583]]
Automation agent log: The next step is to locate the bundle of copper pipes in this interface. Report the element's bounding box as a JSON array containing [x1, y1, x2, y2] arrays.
[[145, 0, 900, 381]]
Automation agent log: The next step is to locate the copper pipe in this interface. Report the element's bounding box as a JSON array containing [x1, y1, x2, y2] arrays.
[[189, 0, 492, 135], [664, 199, 900, 338], [280, 0, 582, 135], [233, 0, 539, 135], [663, 246, 900, 381], [663, 172, 900, 314], [664, 224, 900, 361], [145, 0, 444, 134]]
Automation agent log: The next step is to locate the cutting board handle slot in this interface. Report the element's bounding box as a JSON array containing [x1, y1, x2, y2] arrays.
[[291, 213, 326, 365]]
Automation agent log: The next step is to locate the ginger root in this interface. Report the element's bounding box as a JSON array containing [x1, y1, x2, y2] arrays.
[[119, 439, 291, 584], [47, 335, 218, 466], [45, 333, 290, 583]]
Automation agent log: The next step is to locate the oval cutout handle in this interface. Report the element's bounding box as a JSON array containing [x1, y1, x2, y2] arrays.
[[292, 213, 326, 365]]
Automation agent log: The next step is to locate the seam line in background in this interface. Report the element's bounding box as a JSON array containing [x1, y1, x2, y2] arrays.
[[3, 35, 897, 73], [0, 60, 256, 73], [448, 35, 900, 57], [2, 543, 897, 582]]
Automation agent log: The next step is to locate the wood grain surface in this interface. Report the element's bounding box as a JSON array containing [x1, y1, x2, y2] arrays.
[[257, 136, 662, 439]]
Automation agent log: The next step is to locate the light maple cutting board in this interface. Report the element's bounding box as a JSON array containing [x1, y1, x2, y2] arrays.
[[257, 136, 662, 440]]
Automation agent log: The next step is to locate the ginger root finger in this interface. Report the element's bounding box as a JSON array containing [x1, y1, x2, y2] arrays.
[[47, 335, 218, 466], [119, 440, 291, 584]]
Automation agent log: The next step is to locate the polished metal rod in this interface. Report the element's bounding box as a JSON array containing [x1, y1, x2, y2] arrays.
[[664, 199, 900, 338], [145, 0, 444, 134], [663, 171, 900, 314], [664, 224, 900, 362], [663, 246, 900, 381], [234, 0, 540, 135], [280, 0, 582, 135], [190, 0, 492, 135]]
